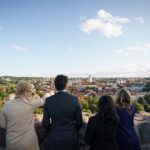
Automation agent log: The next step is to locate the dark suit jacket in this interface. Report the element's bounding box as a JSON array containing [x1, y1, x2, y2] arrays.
[[42, 91, 83, 150], [85, 115, 119, 150]]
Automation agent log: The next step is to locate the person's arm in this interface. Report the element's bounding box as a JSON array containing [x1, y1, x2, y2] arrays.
[[85, 117, 95, 145], [29, 93, 50, 108], [75, 98, 83, 131], [29, 98, 45, 108], [0, 110, 7, 129], [42, 100, 51, 132]]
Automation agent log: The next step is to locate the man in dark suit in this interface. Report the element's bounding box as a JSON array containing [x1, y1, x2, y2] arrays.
[[42, 75, 83, 150]]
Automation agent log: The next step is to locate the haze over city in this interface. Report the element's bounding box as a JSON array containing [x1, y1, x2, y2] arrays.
[[0, 0, 150, 77]]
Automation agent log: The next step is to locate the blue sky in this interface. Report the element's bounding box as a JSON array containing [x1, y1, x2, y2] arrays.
[[0, 0, 150, 77]]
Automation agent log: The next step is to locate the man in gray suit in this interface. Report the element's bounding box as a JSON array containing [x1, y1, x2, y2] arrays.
[[42, 75, 83, 150]]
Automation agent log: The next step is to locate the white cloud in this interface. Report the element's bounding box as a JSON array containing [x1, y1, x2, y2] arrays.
[[136, 17, 144, 24], [144, 43, 150, 49], [66, 62, 150, 77], [94, 63, 150, 77], [80, 9, 130, 38], [12, 44, 28, 51], [127, 46, 145, 52], [116, 42, 150, 55]]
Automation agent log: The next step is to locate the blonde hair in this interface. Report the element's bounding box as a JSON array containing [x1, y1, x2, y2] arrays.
[[16, 80, 32, 97], [116, 88, 131, 111]]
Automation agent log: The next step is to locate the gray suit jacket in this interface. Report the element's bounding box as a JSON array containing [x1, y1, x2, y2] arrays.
[[42, 91, 83, 150]]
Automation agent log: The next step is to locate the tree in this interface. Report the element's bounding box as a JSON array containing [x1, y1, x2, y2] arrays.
[[86, 96, 99, 113], [144, 104, 150, 112], [137, 97, 145, 105], [0, 86, 6, 93], [133, 102, 144, 112], [144, 95, 150, 105], [142, 83, 150, 92], [79, 95, 99, 113], [0, 92, 9, 100], [80, 99, 89, 111], [6, 86, 16, 93], [34, 107, 43, 114]]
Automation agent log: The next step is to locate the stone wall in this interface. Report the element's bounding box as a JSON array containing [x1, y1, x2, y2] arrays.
[[137, 122, 150, 150]]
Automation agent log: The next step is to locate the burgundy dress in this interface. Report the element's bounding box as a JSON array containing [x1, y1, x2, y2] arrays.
[[116, 105, 141, 150]]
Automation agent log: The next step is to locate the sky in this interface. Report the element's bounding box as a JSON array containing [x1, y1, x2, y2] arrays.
[[0, 0, 150, 77]]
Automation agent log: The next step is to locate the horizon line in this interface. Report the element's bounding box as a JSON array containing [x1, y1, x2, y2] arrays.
[[0, 75, 150, 79]]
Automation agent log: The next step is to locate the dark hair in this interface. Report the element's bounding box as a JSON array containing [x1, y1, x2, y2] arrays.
[[97, 95, 119, 124], [54, 75, 68, 91], [116, 88, 131, 111]]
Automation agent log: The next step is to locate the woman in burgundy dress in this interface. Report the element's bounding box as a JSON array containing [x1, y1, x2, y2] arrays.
[[116, 88, 141, 150]]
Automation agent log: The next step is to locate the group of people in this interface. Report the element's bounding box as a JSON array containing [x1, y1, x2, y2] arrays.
[[0, 75, 141, 150]]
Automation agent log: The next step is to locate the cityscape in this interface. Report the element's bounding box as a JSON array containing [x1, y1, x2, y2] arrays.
[[0, 75, 150, 113], [1, 75, 150, 98]]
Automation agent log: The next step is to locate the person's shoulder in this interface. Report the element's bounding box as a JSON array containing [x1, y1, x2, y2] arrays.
[[87, 115, 100, 127], [3, 99, 17, 107], [64, 93, 78, 102], [116, 106, 124, 112], [2, 100, 18, 111], [1, 101, 8, 111], [3, 100, 11, 105], [116, 106, 124, 116], [89, 115, 97, 123], [45, 94, 56, 103], [67, 93, 77, 99], [47, 94, 55, 99]]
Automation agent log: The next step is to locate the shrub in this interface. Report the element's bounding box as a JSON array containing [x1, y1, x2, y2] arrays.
[[36, 91, 45, 98], [144, 95, 150, 105], [142, 83, 150, 92], [137, 97, 146, 105], [87, 96, 99, 113], [80, 99, 89, 110], [79, 95, 99, 114], [0, 92, 9, 100], [82, 109, 92, 113], [133, 102, 144, 112], [34, 107, 43, 114], [144, 104, 150, 112]]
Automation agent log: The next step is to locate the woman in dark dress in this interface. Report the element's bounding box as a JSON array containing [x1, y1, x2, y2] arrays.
[[116, 88, 141, 150], [85, 96, 120, 150]]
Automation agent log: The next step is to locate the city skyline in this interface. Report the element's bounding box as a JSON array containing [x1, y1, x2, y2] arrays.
[[0, 0, 150, 77]]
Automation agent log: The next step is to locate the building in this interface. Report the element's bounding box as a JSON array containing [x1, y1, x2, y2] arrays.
[[87, 75, 92, 82]]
